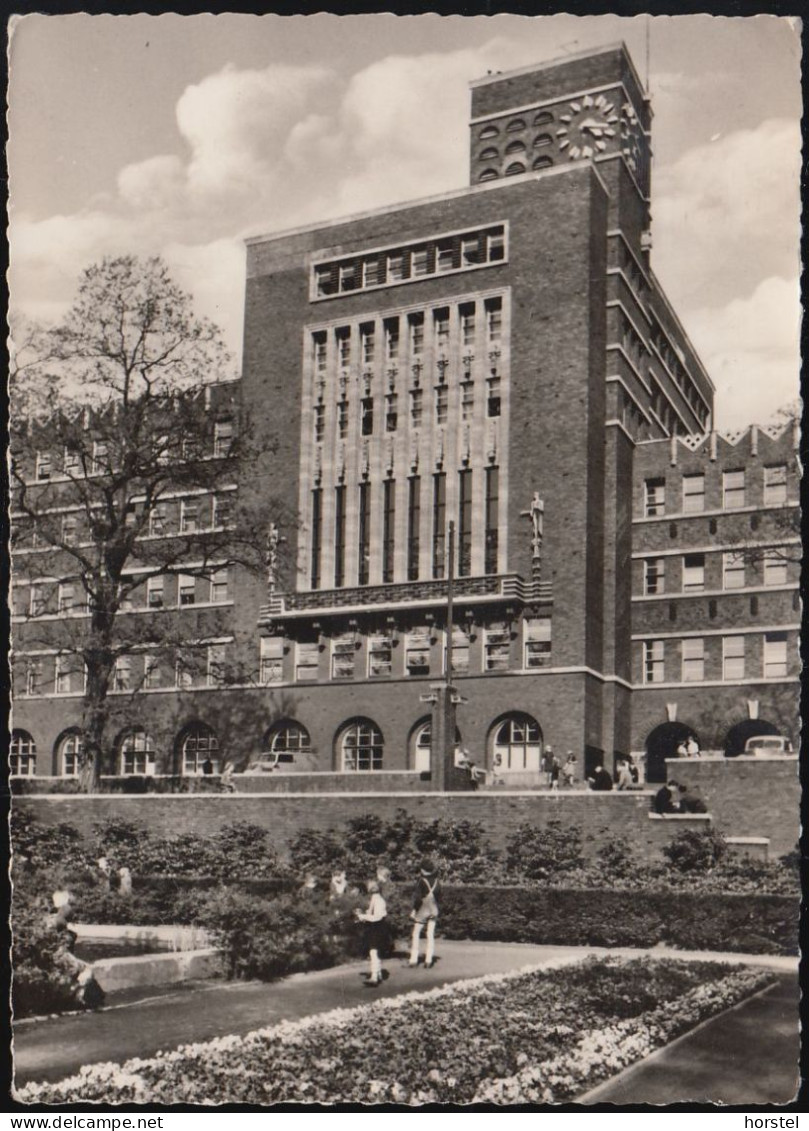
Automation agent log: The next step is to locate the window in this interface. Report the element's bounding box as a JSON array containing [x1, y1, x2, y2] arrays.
[[460, 304, 476, 346], [180, 499, 199, 534], [485, 466, 499, 573], [682, 553, 705, 592], [412, 248, 430, 277], [484, 623, 510, 672], [361, 397, 374, 436], [313, 331, 328, 371], [25, 660, 42, 696], [682, 474, 705, 513], [267, 722, 311, 761], [492, 714, 541, 772], [260, 637, 284, 685], [643, 639, 664, 683], [92, 441, 108, 474], [458, 469, 472, 577], [334, 484, 346, 588], [449, 627, 470, 675], [314, 404, 325, 444], [29, 584, 46, 617], [383, 479, 396, 583], [432, 473, 446, 579], [405, 629, 431, 676], [143, 654, 162, 689], [763, 632, 788, 678], [120, 730, 156, 776], [213, 421, 233, 458], [339, 263, 357, 293], [10, 730, 36, 776], [723, 636, 745, 680], [210, 569, 228, 603], [58, 583, 75, 613], [485, 297, 502, 340], [644, 558, 665, 595], [113, 655, 132, 692], [385, 393, 398, 433], [764, 465, 788, 506], [368, 634, 392, 677], [296, 642, 320, 681], [341, 720, 384, 772], [386, 253, 404, 283], [62, 514, 78, 544], [207, 643, 227, 687], [337, 399, 349, 440], [506, 117, 526, 132], [479, 124, 499, 140], [479, 169, 498, 183], [384, 317, 400, 360], [358, 482, 371, 586], [436, 241, 455, 273], [409, 313, 424, 355], [723, 552, 745, 590], [64, 448, 80, 476], [363, 259, 380, 288], [723, 470, 745, 509], [524, 618, 551, 668], [336, 327, 351, 367], [59, 732, 83, 776], [331, 633, 355, 680], [410, 388, 423, 428], [644, 478, 665, 516], [681, 637, 704, 682], [314, 266, 335, 298], [487, 230, 505, 261], [407, 476, 421, 581], [462, 236, 480, 266], [505, 138, 526, 155], [310, 488, 322, 590], [149, 505, 167, 537], [147, 577, 165, 608], [487, 375, 501, 417], [212, 494, 232, 529], [435, 385, 448, 425], [763, 551, 788, 586], [434, 308, 450, 352], [181, 725, 220, 775], [360, 323, 375, 364], [461, 380, 475, 421], [505, 162, 526, 176], [178, 574, 196, 607], [36, 452, 52, 481]]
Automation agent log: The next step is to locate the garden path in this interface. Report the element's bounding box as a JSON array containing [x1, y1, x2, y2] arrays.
[[13, 941, 798, 1094]]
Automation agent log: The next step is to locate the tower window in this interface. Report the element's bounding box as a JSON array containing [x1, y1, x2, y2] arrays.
[[505, 162, 526, 176], [385, 393, 398, 433], [487, 375, 501, 417], [409, 313, 424, 355], [334, 484, 346, 588], [410, 388, 423, 428], [479, 146, 499, 161], [361, 397, 374, 436], [432, 473, 446, 579], [360, 323, 375, 364], [479, 169, 499, 182], [506, 118, 526, 132], [505, 139, 526, 155], [485, 466, 499, 573], [310, 488, 322, 590], [383, 479, 396, 583], [408, 476, 421, 581], [435, 385, 448, 425], [358, 482, 371, 585], [532, 155, 553, 170], [485, 296, 502, 340], [458, 469, 472, 577]]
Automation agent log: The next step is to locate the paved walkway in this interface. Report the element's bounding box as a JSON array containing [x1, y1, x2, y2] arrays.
[[13, 941, 798, 1097]]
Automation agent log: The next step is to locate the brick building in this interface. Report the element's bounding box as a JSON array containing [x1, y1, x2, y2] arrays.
[[10, 43, 799, 787]]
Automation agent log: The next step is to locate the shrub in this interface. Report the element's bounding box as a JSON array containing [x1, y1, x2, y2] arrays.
[[10, 810, 91, 873], [286, 828, 347, 877], [11, 889, 84, 1018], [596, 836, 639, 879], [504, 821, 584, 880], [662, 827, 727, 873]]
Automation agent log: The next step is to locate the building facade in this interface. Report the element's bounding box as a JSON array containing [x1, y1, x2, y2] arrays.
[[9, 44, 799, 786]]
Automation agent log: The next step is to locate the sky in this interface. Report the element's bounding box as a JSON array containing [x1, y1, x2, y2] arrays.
[[7, 13, 802, 429]]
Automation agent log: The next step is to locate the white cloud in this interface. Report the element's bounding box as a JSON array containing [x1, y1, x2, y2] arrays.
[[117, 155, 185, 211]]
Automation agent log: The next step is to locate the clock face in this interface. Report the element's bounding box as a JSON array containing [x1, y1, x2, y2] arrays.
[[556, 94, 619, 159], [620, 101, 646, 178]]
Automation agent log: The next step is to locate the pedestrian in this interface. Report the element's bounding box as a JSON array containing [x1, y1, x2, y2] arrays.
[[686, 736, 700, 758], [201, 757, 213, 775], [329, 869, 348, 900], [653, 779, 679, 815], [561, 753, 577, 788], [629, 758, 640, 785], [118, 866, 133, 896], [96, 857, 112, 890], [408, 858, 441, 968], [675, 739, 687, 758], [587, 765, 613, 792], [354, 879, 388, 987], [542, 745, 555, 787], [677, 784, 707, 813], [550, 752, 561, 790], [220, 761, 236, 793], [615, 757, 634, 791]]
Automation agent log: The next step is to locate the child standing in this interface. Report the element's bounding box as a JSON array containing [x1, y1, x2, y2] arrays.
[[355, 879, 388, 987], [408, 859, 441, 968]]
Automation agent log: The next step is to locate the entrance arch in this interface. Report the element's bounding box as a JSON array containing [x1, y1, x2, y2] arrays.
[[489, 712, 543, 773], [645, 722, 699, 783], [724, 718, 781, 758], [409, 718, 462, 773]]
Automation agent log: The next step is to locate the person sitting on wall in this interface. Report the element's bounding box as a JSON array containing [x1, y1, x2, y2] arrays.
[[615, 758, 634, 791], [219, 762, 236, 793], [653, 779, 679, 815], [587, 765, 613, 792], [686, 737, 700, 758], [675, 740, 688, 758], [677, 784, 708, 813]]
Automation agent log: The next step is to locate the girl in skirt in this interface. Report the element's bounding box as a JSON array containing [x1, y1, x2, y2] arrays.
[[355, 879, 388, 986]]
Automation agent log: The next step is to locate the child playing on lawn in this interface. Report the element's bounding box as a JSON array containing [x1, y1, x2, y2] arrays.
[[408, 858, 441, 968], [354, 879, 388, 987]]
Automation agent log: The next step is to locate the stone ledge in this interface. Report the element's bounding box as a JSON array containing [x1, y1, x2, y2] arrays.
[[647, 812, 712, 821]]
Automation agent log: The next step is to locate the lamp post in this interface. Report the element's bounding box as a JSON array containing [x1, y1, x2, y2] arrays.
[[427, 520, 469, 791]]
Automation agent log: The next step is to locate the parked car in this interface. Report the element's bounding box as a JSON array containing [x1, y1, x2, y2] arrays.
[[743, 735, 794, 757], [242, 751, 295, 774]]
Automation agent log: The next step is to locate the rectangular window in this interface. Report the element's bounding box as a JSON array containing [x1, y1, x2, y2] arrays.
[[118, 576, 134, 612], [405, 629, 431, 676], [764, 464, 788, 506], [54, 656, 70, 694], [723, 551, 745, 590], [461, 380, 475, 421], [723, 636, 745, 680], [310, 488, 322, 590], [484, 624, 510, 672], [460, 303, 476, 347], [681, 637, 705, 682], [64, 447, 80, 476], [358, 482, 371, 586], [386, 253, 404, 283], [436, 241, 455, 273], [485, 466, 499, 573], [314, 404, 325, 444], [682, 553, 705, 592], [29, 584, 45, 616], [362, 259, 380, 288], [331, 634, 355, 680], [763, 551, 788, 586], [113, 655, 132, 692], [487, 230, 505, 262], [92, 441, 108, 474], [337, 399, 349, 440], [360, 323, 375, 364], [385, 393, 398, 433], [763, 632, 788, 678], [361, 397, 374, 436], [213, 421, 233, 458], [643, 639, 665, 683], [212, 494, 232, 529], [432, 473, 446, 579], [461, 235, 480, 266], [210, 569, 228, 603], [450, 627, 470, 675], [334, 484, 346, 587], [458, 469, 472, 577], [26, 660, 42, 696], [147, 576, 164, 608], [524, 617, 551, 668], [644, 477, 665, 516], [180, 499, 199, 533], [408, 476, 421, 581], [485, 296, 502, 341], [644, 557, 665, 595], [682, 474, 705, 513], [176, 653, 195, 690], [410, 388, 423, 428], [149, 505, 167, 537], [434, 308, 450, 351], [723, 470, 745, 509], [339, 263, 357, 293], [383, 479, 396, 583], [260, 637, 284, 685], [207, 643, 227, 688], [58, 583, 75, 613], [409, 313, 424, 355], [296, 641, 320, 682], [143, 655, 162, 689], [435, 385, 448, 425], [384, 317, 400, 360], [313, 331, 328, 371], [314, 265, 335, 297], [487, 375, 501, 418], [36, 451, 52, 481], [336, 327, 351, 368], [368, 634, 392, 677], [178, 574, 196, 607], [412, 248, 429, 277]]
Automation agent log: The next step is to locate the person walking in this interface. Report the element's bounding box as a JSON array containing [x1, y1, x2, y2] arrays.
[[615, 757, 634, 791], [550, 752, 561, 791], [355, 879, 388, 987], [542, 746, 555, 787], [408, 858, 441, 968], [561, 753, 577, 789]]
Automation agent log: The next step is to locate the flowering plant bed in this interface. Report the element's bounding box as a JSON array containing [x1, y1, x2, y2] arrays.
[[16, 957, 774, 1105]]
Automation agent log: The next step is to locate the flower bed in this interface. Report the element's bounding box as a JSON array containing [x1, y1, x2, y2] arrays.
[[16, 957, 774, 1105]]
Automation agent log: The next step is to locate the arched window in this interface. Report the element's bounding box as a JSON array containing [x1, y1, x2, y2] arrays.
[[179, 724, 219, 775], [724, 719, 782, 759], [10, 730, 36, 777], [506, 118, 526, 132], [119, 729, 156, 776], [533, 133, 553, 148], [478, 168, 499, 183], [532, 155, 553, 171], [505, 162, 525, 177], [56, 731, 83, 776], [644, 722, 699, 782], [266, 720, 311, 765], [479, 146, 499, 161], [479, 124, 499, 140], [410, 719, 462, 773], [505, 139, 526, 155], [339, 719, 384, 772], [533, 111, 554, 127], [491, 713, 542, 772]]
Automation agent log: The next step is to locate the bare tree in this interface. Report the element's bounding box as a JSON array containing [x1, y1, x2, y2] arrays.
[[10, 256, 287, 790]]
